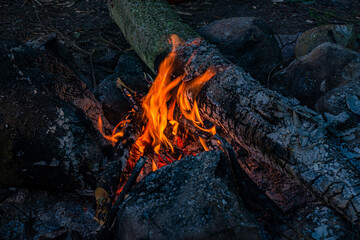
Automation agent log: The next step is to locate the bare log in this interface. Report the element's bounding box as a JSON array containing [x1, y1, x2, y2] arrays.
[[108, 0, 360, 224]]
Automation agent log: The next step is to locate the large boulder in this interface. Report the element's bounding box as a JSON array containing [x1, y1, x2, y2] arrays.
[[295, 24, 356, 57], [199, 17, 282, 84], [115, 151, 260, 240], [270, 42, 360, 106], [0, 39, 108, 191]]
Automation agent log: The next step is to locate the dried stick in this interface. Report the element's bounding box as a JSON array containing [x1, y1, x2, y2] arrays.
[[114, 157, 146, 207], [109, 157, 146, 224], [89, 49, 97, 88], [95, 157, 146, 239]]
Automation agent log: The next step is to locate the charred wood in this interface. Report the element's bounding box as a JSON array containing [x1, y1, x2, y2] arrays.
[[111, 157, 147, 214], [0, 39, 109, 191], [214, 134, 282, 213], [95, 157, 146, 239], [213, 134, 357, 239], [108, 0, 360, 225]]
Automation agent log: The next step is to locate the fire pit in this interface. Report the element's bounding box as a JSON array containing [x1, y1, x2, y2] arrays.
[[1, 0, 360, 239]]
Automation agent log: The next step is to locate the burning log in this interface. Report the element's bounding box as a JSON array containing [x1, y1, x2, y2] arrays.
[[108, 0, 360, 225]]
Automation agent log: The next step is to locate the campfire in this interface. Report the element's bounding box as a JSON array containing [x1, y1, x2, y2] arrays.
[[95, 34, 222, 226], [1, 0, 360, 239], [99, 34, 216, 162]]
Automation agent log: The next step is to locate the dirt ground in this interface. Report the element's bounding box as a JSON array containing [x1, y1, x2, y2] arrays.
[[0, 0, 359, 85]]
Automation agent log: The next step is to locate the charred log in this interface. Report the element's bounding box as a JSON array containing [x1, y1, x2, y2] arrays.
[[0, 39, 111, 191], [108, 0, 360, 225]]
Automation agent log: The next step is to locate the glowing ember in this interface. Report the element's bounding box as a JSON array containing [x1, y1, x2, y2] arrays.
[[98, 34, 216, 170]]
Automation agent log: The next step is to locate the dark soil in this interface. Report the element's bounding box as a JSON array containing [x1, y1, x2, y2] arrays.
[[1, 0, 359, 85], [174, 0, 360, 34]]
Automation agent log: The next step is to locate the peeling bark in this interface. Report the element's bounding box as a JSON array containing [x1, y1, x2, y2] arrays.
[[108, 0, 360, 224]]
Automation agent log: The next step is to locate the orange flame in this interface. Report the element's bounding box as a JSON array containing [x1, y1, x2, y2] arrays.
[[97, 116, 130, 146], [152, 159, 158, 172], [98, 34, 216, 170], [134, 34, 216, 159]]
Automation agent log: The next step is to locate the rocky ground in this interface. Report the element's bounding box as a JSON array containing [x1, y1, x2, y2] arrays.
[[1, 0, 359, 87], [1, 0, 360, 239]]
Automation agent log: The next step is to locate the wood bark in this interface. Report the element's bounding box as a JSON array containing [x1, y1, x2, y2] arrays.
[[108, 0, 360, 224]]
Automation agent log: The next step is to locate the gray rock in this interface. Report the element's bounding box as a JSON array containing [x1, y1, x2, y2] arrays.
[[115, 53, 150, 95], [295, 24, 356, 57], [94, 53, 150, 125], [270, 42, 360, 106], [199, 17, 282, 84], [315, 81, 360, 162], [0, 39, 107, 191], [276, 33, 301, 59], [0, 187, 98, 240], [94, 73, 131, 126], [315, 81, 360, 117], [346, 94, 360, 115], [115, 151, 260, 240]]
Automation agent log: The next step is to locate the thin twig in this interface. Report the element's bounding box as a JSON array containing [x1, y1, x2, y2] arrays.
[[99, 35, 122, 50], [274, 32, 284, 48], [89, 49, 97, 88], [42, 25, 90, 55], [116, 77, 136, 94], [143, 72, 154, 85], [121, 87, 140, 112], [40, 24, 100, 88], [267, 58, 294, 89], [31, 0, 49, 34], [9, 203, 30, 219], [33, 0, 42, 6], [107, 157, 147, 228]]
